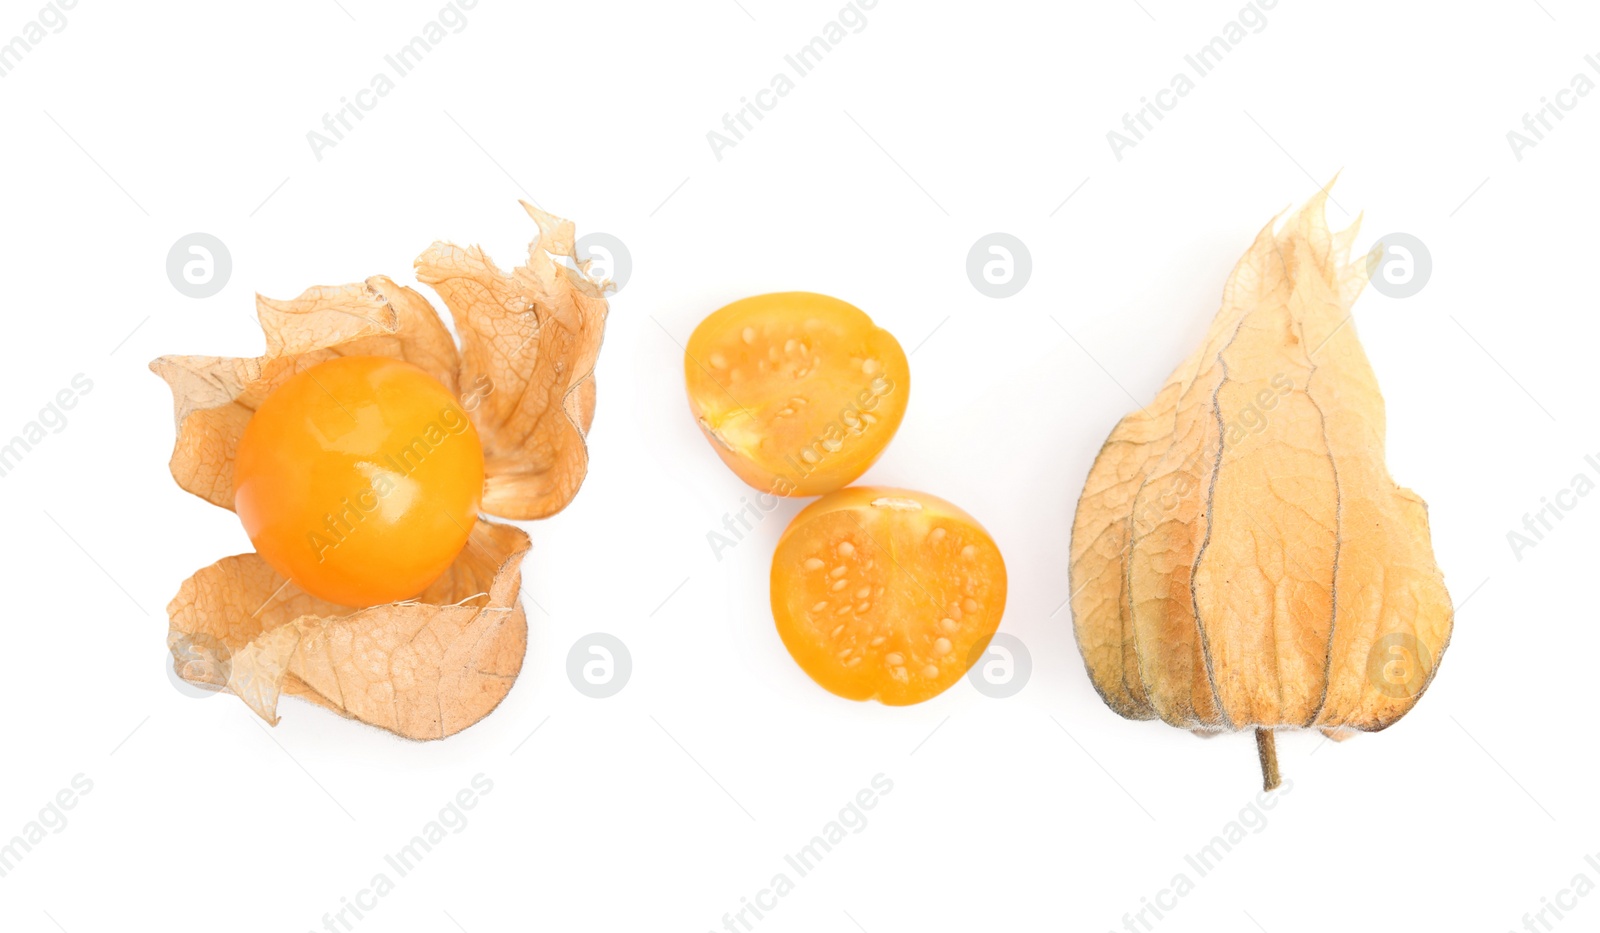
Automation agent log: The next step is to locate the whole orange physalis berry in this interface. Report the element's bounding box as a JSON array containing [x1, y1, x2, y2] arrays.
[[233, 356, 485, 606]]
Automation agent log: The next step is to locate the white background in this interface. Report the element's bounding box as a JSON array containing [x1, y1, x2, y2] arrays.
[[1, 1, 1595, 930]]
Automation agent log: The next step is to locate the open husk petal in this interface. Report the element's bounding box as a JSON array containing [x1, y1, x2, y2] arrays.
[[150, 276, 460, 510], [415, 202, 610, 520], [167, 521, 529, 740]]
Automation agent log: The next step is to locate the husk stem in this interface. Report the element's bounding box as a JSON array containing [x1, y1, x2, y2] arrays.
[[1256, 728, 1283, 791]]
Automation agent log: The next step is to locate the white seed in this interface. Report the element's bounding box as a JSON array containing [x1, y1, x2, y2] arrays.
[[940, 618, 959, 634], [922, 664, 940, 678], [960, 545, 977, 559], [812, 601, 830, 612], [885, 652, 904, 666], [709, 352, 728, 369], [837, 541, 855, 557], [855, 585, 871, 599], [803, 558, 824, 571], [963, 597, 979, 612], [855, 602, 871, 613], [742, 326, 756, 344], [934, 637, 953, 656], [831, 565, 848, 578], [871, 497, 923, 512], [831, 579, 849, 592], [929, 527, 946, 543], [862, 358, 880, 374]]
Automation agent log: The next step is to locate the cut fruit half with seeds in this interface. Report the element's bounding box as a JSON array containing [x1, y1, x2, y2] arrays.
[[771, 486, 1007, 705], [686, 292, 909, 497]]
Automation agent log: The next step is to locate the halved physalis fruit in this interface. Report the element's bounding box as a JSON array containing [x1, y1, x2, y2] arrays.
[[685, 292, 908, 497], [771, 486, 1007, 705], [233, 355, 485, 607]]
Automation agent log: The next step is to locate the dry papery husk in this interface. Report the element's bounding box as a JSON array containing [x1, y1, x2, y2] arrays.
[[1069, 189, 1452, 789], [153, 203, 611, 739]]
